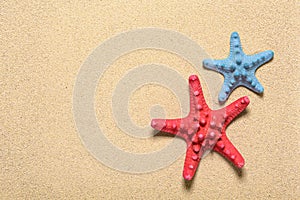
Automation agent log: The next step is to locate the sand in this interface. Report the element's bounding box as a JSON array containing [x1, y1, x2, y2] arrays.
[[1, 0, 299, 199]]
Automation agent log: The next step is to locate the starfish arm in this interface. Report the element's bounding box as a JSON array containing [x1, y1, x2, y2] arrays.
[[222, 96, 250, 126], [182, 144, 201, 180], [214, 135, 245, 168], [203, 59, 228, 74], [243, 75, 264, 93], [151, 118, 186, 138], [229, 32, 244, 56], [247, 50, 274, 70], [218, 80, 234, 104], [188, 75, 209, 114]]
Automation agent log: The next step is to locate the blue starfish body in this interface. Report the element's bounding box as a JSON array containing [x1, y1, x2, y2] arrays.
[[203, 32, 274, 104]]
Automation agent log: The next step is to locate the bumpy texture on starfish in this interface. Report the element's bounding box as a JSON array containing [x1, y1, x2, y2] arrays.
[[151, 75, 250, 181], [203, 32, 274, 103]]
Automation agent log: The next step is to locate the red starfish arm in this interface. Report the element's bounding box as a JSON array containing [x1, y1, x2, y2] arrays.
[[151, 118, 185, 138], [182, 144, 201, 180], [188, 75, 209, 115], [214, 135, 245, 168], [222, 96, 250, 127]]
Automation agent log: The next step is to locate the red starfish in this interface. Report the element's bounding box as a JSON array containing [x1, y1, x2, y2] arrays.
[[151, 75, 250, 180]]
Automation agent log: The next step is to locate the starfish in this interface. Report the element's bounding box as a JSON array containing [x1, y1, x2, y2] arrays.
[[203, 32, 274, 104], [151, 75, 250, 180]]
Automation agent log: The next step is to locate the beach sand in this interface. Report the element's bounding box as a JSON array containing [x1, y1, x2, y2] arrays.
[[1, 0, 299, 199]]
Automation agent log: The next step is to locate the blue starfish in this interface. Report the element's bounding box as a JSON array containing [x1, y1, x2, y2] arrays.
[[203, 32, 274, 104]]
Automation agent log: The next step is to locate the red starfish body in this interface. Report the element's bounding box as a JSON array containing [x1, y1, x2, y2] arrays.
[[151, 75, 250, 180]]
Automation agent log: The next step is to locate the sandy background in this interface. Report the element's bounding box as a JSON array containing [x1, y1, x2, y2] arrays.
[[1, 0, 299, 199]]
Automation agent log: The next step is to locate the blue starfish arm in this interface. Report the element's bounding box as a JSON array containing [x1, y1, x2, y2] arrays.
[[218, 80, 234, 103], [247, 50, 274, 70], [203, 59, 222, 72], [203, 59, 232, 74], [218, 75, 264, 102], [229, 32, 244, 57], [242, 75, 264, 93]]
